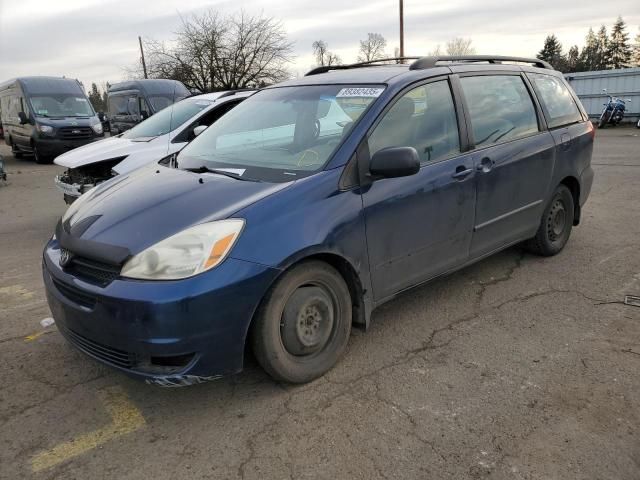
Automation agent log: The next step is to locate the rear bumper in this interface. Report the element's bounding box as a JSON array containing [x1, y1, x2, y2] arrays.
[[42, 239, 280, 386], [579, 165, 594, 206]]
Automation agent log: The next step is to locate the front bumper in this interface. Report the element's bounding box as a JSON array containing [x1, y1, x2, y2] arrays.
[[54, 174, 95, 199], [42, 239, 280, 386], [37, 136, 102, 157]]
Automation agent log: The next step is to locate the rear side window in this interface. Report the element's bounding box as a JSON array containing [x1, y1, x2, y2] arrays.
[[460, 75, 539, 147], [368, 80, 460, 164], [529, 73, 582, 129]]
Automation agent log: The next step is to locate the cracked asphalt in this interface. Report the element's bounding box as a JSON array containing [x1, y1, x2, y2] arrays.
[[1, 128, 639, 479]]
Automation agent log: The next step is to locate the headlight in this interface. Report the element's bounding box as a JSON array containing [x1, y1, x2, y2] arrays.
[[37, 124, 54, 135], [92, 123, 103, 134], [121, 219, 244, 280]]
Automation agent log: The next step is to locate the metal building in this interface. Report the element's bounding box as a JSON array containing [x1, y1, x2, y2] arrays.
[[565, 67, 640, 123]]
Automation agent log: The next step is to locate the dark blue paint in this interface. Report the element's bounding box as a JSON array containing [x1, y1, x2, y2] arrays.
[[43, 64, 594, 383]]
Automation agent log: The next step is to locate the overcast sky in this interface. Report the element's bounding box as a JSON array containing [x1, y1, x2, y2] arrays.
[[1, 0, 638, 89]]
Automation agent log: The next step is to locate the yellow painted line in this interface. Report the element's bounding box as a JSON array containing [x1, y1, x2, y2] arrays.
[[31, 386, 146, 473], [24, 331, 53, 342], [0, 284, 34, 300]]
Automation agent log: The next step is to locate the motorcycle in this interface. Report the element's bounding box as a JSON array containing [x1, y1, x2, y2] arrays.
[[598, 89, 631, 128]]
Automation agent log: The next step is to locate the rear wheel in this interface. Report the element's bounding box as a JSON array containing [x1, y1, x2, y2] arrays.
[[10, 141, 23, 159], [251, 261, 352, 383], [526, 185, 574, 256]]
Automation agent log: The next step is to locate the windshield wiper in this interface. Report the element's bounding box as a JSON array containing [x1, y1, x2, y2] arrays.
[[185, 166, 256, 182]]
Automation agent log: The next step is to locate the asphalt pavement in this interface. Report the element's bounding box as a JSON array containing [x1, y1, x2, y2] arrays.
[[0, 128, 639, 479]]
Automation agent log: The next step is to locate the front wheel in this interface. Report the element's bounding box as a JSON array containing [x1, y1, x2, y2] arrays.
[[526, 185, 575, 256], [251, 261, 352, 383], [33, 144, 52, 164]]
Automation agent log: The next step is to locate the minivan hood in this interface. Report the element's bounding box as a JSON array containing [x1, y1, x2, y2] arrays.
[[54, 135, 157, 168], [59, 165, 291, 261]]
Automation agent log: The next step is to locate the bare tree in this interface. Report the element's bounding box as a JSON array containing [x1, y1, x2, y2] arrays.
[[428, 45, 443, 56], [127, 10, 293, 92], [312, 40, 341, 66], [357, 33, 387, 62], [445, 38, 476, 56]]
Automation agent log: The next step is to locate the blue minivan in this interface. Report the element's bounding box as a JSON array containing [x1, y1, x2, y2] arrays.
[[43, 56, 594, 386]]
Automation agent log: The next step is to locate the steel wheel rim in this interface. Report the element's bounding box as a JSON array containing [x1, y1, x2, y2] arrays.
[[547, 198, 567, 242], [280, 282, 338, 357]]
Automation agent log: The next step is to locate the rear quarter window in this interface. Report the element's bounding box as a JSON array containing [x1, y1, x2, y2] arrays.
[[528, 73, 583, 129]]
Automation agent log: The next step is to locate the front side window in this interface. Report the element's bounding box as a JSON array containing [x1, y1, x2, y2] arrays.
[[177, 85, 384, 182], [460, 75, 539, 147], [122, 98, 215, 139], [368, 80, 460, 164], [529, 73, 582, 129], [29, 94, 94, 118]]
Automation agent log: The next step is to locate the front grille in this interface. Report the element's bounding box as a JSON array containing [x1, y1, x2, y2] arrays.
[[52, 278, 96, 309], [60, 326, 137, 369], [59, 126, 94, 140], [65, 256, 120, 286]]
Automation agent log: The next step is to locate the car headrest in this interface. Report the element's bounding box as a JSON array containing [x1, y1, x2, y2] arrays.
[[389, 97, 415, 120]]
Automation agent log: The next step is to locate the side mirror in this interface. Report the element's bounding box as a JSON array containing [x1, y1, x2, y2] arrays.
[[193, 125, 207, 137], [18, 111, 30, 125], [369, 146, 420, 179], [97, 112, 106, 122], [140, 111, 149, 120]]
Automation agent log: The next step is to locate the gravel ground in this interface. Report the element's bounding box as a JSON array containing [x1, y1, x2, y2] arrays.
[[0, 127, 638, 480]]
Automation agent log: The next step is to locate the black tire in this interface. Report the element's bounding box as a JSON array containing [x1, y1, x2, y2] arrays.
[[526, 185, 574, 256], [251, 260, 352, 383], [33, 144, 52, 164], [10, 141, 23, 159]]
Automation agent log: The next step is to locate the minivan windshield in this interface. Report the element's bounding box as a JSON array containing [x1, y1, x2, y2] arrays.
[[122, 98, 214, 140], [177, 85, 385, 182], [29, 94, 94, 118]]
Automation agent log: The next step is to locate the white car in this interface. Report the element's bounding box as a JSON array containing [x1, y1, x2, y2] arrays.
[[54, 90, 254, 203]]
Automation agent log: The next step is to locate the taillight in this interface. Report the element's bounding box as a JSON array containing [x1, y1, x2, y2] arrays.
[[587, 121, 595, 140]]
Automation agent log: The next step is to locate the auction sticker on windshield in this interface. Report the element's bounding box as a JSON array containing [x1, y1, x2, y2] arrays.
[[336, 87, 385, 98]]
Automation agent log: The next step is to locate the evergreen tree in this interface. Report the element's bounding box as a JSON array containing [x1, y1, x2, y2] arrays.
[[579, 28, 599, 71], [595, 25, 609, 69], [538, 34, 563, 61], [88, 83, 105, 112], [607, 16, 632, 69], [538, 34, 566, 70], [566, 45, 581, 72], [633, 27, 640, 67]]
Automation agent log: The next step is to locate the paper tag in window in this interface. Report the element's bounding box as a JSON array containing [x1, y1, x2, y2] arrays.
[[336, 87, 384, 98]]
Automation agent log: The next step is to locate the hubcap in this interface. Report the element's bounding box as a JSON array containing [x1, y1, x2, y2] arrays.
[[281, 285, 335, 356]]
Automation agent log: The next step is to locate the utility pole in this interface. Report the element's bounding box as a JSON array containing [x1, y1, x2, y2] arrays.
[[138, 36, 148, 79], [399, 0, 405, 59]]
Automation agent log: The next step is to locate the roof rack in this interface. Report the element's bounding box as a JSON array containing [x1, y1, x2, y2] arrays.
[[305, 57, 420, 76], [217, 88, 258, 99], [409, 55, 553, 70]]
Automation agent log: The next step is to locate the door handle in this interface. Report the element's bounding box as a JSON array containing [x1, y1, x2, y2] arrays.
[[452, 166, 473, 179], [476, 157, 495, 173]]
